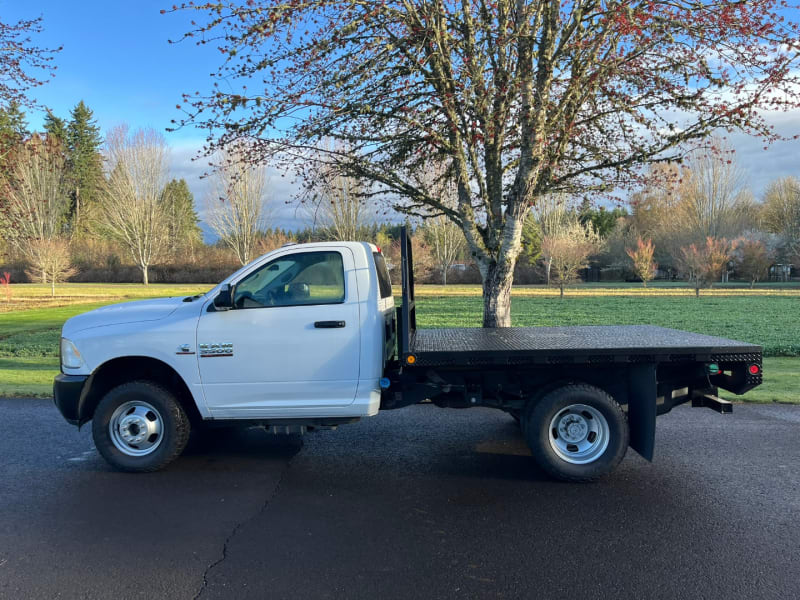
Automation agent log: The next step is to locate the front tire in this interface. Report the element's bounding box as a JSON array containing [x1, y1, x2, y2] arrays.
[[92, 381, 191, 472], [523, 384, 628, 482]]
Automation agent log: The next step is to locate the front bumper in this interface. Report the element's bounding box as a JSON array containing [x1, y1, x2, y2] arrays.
[[53, 373, 89, 426]]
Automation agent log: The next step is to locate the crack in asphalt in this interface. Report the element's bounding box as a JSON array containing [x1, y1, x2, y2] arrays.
[[192, 445, 301, 600]]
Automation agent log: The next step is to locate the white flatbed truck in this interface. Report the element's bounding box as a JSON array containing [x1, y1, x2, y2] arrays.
[[54, 227, 763, 481]]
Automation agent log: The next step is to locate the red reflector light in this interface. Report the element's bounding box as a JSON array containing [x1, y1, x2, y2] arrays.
[[748, 364, 760, 375], [376, 246, 381, 253]]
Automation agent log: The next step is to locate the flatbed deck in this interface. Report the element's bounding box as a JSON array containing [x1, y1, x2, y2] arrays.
[[409, 325, 762, 367]]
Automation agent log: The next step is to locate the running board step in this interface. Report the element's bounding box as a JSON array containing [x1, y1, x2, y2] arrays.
[[691, 393, 733, 414], [264, 425, 308, 435]]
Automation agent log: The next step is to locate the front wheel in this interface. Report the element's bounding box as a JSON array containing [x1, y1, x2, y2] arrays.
[[523, 384, 628, 482], [92, 381, 191, 472]]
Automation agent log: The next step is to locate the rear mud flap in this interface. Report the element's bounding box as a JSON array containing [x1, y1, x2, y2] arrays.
[[627, 364, 657, 461]]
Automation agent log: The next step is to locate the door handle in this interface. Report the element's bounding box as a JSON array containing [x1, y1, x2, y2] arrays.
[[314, 320, 346, 328]]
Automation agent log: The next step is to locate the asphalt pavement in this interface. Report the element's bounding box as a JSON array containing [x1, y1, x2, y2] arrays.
[[1, 398, 798, 599]]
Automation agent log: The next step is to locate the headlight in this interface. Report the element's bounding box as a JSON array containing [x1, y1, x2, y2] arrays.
[[61, 338, 85, 369]]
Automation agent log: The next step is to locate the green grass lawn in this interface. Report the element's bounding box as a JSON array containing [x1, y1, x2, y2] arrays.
[[0, 357, 57, 397], [417, 295, 800, 356], [746, 358, 799, 404], [0, 285, 797, 402]]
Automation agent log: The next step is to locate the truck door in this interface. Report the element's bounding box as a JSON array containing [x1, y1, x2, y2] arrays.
[[196, 248, 361, 417]]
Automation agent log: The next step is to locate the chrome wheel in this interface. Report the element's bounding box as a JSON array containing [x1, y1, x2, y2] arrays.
[[108, 401, 164, 457], [548, 403, 610, 465]]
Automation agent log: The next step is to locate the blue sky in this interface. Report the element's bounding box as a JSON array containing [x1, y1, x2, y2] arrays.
[[5, 1, 207, 141], [5, 1, 800, 234], [3, 1, 305, 234]]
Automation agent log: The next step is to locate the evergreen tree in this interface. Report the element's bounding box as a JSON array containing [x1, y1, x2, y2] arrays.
[[0, 102, 29, 177], [520, 211, 542, 265], [578, 202, 628, 239], [0, 102, 28, 137], [65, 100, 103, 236], [43, 110, 67, 145], [160, 178, 202, 259]]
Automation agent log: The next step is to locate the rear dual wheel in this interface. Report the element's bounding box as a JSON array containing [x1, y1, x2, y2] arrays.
[[523, 384, 628, 482]]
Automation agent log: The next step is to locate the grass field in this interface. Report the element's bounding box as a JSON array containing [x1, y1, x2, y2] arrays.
[[0, 283, 209, 313], [0, 283, 797, 403], [414, 283, 800, 297], [416, 295, 800, 356]]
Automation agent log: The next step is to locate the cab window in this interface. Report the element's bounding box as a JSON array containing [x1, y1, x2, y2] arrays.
[[234, 251, 345, 308], [373, 252, 392, 299]]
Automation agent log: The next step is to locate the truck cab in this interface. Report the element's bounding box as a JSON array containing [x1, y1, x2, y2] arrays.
[[54, 241, 396, 471]]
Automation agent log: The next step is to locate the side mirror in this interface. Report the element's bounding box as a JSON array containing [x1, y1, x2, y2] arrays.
[[213, 284, 234, 311]]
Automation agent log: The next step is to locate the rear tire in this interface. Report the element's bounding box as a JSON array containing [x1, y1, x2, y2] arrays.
[[92, 381, 191, 472], [523, 384, 628, 482]]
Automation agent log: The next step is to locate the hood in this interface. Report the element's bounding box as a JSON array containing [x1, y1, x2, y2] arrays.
[[62, 297, 186, 336]]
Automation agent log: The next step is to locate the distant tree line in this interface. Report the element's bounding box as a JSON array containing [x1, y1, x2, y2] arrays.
[[1, 103, 798, 293], [0, 102, 202, 290], [607, 143, 800, 292]]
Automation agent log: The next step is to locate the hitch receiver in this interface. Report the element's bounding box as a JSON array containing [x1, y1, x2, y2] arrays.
[[692, 392, 733, 414]]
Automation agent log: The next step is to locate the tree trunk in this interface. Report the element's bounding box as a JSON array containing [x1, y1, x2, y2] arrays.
[[695, 285, 699, 297], [142, 264, 149, 286], [481, 261, 514, 327], [545, 257, 552, 285], [74, 185, 80, 236], [560, 282, 564, 298], [51, 279, 55, 298], [442, 266, 447, 285]]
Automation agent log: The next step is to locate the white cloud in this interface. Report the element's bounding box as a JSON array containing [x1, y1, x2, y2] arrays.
[[723, 108, 800, 197]]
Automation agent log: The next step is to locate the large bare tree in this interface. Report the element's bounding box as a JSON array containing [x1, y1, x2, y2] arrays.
[[1, 135, 69, 244], [172, 0, 800, 326], [630, 149, 754, 274], [762, 177, 800, 264], [423, 216, 466, 285], [303, 166, 370, 242], [678, 144, 755, 241], [0, 134, 76, 292], [101, 126, 170, 285], [207, 145, 270, 265], [416, 161, 465, 284], [0, 135, 76, 296], [532, 194, 572, 285]]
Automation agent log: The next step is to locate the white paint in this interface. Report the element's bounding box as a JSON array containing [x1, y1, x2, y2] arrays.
[[61, 242, 394, 421]]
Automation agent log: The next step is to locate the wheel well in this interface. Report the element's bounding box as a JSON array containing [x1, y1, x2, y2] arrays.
[[523, 378, 625, 416], [80, 357, 202, 426]]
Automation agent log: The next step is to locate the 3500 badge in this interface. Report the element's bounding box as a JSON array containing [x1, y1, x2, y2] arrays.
[[199, 342, 233, 357]]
